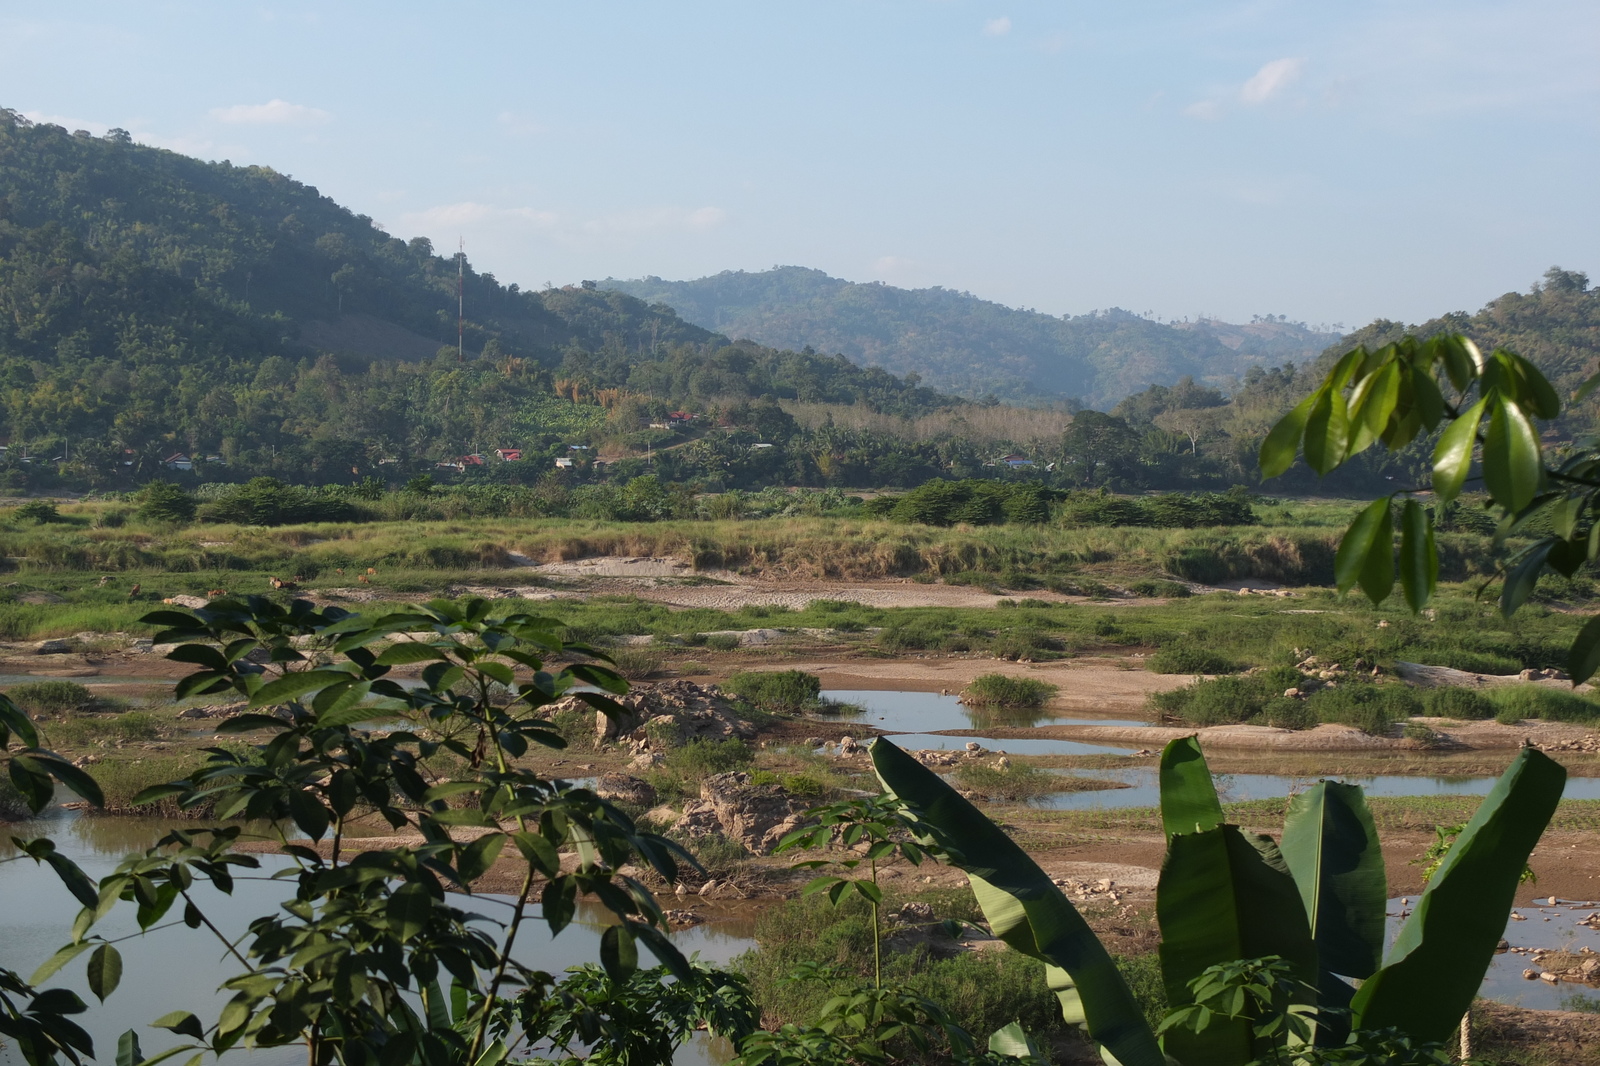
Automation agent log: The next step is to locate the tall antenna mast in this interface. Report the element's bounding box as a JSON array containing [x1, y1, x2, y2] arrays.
[[457, 237, 465, 362]]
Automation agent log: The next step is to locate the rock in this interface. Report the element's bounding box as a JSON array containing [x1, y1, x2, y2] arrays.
[[895, 901, 936, 923], [1540, 972, 1559, 983], [19, 592, 65, 605], [1524, 969, 1539, 980], [34, 638, 74, 654], [838, 735, 861, 755], [162, 594, 208, 609], [628, 752, 665, 771], [670, 771, 814, 855], [805, 736, 824, 747], [540, 680, 757, 746], [594, 773, 657, 807], [664, 909, 704, 927], [698, 880, 719, 897], [965, 742, 981, 752]]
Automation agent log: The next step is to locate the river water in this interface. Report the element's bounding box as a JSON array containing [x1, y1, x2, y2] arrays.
[[0, 812, 753, 1066]]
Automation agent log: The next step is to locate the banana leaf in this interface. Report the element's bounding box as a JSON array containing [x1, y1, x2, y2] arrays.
[[1157, 825, 1317, 1066], [1351, 747, 1565, 1042], [1280, 782, 1385, 982], [1158, 737, 1223, 841], [870, 738, 1166, 1066]]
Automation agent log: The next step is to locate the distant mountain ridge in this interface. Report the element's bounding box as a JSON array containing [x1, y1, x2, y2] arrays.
[[604, 267, 1342, 406]]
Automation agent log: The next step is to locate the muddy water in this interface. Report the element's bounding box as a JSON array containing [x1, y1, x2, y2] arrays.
[[0, 813, 753, 1066], [819, 689, 1148, 733]]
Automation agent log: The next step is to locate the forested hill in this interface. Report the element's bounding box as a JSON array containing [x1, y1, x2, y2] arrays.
[[604, 266, 1342, 406], [0, 110, 949, 481]]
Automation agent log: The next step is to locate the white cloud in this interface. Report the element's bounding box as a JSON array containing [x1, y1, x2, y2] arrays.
[[581, 206, 727, 235], [399, 202, 559, 231], [1240, 58, 1305, 105], [982, 16, 1011, 36], [209, 99, 332, 125], [1183, 100, 1220, 121]]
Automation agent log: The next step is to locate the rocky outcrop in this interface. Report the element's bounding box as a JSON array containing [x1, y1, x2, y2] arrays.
[[540, 680, 756, 748], [671, 771, 812, 855], [594, 773, 657, 807]]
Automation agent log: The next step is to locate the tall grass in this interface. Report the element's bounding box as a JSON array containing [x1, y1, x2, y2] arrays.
[[960, 674, 1058, 709]]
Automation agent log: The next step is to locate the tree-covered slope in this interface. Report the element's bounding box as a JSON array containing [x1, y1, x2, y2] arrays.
[[604, 266, 1340, 406], [0, 109, 950, 482]]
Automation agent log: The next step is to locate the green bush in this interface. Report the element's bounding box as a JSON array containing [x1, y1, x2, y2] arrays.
[[1489, 686, 1600, 725], [137, 481, 197, 523], [1421, 687, 1498, 720], [1126, 579, 1191, 598], [1262, 697, 1318, 730], [722, 670, 822, 713], [704, 633, 741, 652], [1150, 676, 1269, 726], [961, 674, 1058, 708], [5, 680, 94, 711], [1306, 683, 1422, 736], [953, 761, 1060, 801], [607, 647, 663, 680], [989, 627, 1066, 661], [1146, 647, 1240, 674], [12, 500, 62, 523], [197, 477, 360, 526], [666, 737, 755, 780]]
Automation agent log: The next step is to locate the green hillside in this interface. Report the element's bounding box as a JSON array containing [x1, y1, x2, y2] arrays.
[[604, 266, 1341, 406], [0, 110, 949, 485]]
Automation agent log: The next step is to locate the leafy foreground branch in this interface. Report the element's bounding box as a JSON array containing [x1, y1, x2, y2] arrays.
[[0, 597, 1045, 1066]]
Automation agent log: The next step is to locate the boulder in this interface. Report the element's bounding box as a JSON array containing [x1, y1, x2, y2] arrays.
[[33, 638, 74, 654], [671, 771, 813, 855], [540, 680, 757, 746], [594, 773, 657, 808]]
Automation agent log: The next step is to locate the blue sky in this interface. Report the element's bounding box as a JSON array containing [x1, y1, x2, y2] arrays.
[[3, 1, 1596, 330]]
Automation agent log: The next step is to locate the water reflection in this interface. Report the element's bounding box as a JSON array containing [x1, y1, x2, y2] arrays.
[[1034, 769, 1600, 810], [0, 813, 753, 1066]]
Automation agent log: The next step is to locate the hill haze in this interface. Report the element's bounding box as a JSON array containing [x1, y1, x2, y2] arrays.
[[604, 266, 1342, 406]]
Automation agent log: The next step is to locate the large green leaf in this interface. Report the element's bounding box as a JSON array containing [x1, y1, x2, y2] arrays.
[[1157, 826, 1317, 1066], [1158, 736, 1222, 841], [1398, 500, 1438, 613], [1481, 397, 1541, 512], [1280, 782, 1385, 982], [1333, 497, 1394, 603], [1350, 748, 1565, 1041], [1260, 392, 1317, 478], [870, 739, 1164, 1066], [1430, 398, 1485, 504]]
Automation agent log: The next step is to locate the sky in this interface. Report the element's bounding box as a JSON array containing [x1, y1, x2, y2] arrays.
[[2, 1, 1597, 331]]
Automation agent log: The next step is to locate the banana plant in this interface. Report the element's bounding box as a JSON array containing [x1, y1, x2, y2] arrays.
[[872, 733, 1566, 1064]]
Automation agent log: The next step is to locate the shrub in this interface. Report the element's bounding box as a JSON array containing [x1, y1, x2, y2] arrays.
[[667, 737, 755, 780], [953, 761, 1060, 801], [704, 633, 741, 652], [137, 481, 197, 523], [1307, 683, 1422, 736], [1262, 698, 1318, 730], [877, 623, 947, 652], [1126, 579, 1191, 598], [1150, 676, 1267, 726], [1489, 686, 1600, 725], [607, 647, 663, 680], [990, 627, 1065, 661], [961, 674, 1058, 708], [1146, 647, 1240, 674], [13, 500, 63, 523], [197, 477, 360, 526], [1421, 687, 1498, 720], [5, 680, 94, 711], [722, 670, 822, 713]]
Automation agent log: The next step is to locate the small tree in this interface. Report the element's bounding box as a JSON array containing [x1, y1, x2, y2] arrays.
[[136, 481, 196, 523]]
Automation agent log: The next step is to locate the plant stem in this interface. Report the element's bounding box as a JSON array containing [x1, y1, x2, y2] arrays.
[[870, 855, 881, 990]]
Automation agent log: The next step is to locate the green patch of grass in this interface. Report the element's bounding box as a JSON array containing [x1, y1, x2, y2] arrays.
[[1305, 683, 1421, 736], [954, 761, 1078, 802], [1488, 685, 1600, 725], [1146, 647, 1241, 674], [961, 673, 1059, 709], [5, 680, 95, 711], [1421, 687, 1499, 720], [722, 670, 822, 713], [606, 647, 664, 680]]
